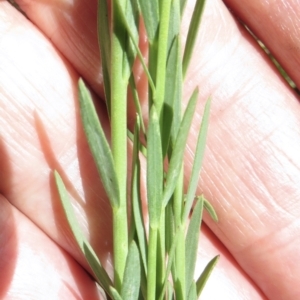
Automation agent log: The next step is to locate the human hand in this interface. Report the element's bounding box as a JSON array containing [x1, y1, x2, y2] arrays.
[[0, 0, 299, 299]]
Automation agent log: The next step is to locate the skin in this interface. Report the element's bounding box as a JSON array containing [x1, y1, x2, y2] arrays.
[[0, 0, 299, 298]]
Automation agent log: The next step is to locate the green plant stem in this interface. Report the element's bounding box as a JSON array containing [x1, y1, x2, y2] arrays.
[[173, 167, 186, 299], [157, 211, 166, 295], [147, 226, 158, 300], [155, 0, 172, 120], [175, 226, 186, 300], [111, 0, 129, 291]]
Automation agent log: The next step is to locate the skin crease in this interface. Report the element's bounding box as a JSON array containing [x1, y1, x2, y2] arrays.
[[0, 0, 299, 299]]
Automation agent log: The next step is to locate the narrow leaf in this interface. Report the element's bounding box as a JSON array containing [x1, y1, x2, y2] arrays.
[[185, 197, 204, 298], [127, 129, 147, 158], [187, 281, 197, 300], [154, 0, 172, 119], [110, 286, 123, 300], [165, 201, 175, 254], [83, 243, 114, 294], [97, 0, 111, 114], [167, 281, 174, 300], [182, 0, 207, 78], [54, 171, 113, 295], [138, 0, 159, 43], [182, 97, 211, 222], [162, 35, 182, 157], [114, 0, 156, 93], [78, 79, 120, 208], [196, 255, 220, 297], [180, 0, 188, 16], [121, 241, 141, 300], [164, 2, 181, 150], [123, 0, 139, 74], [156, 214, 166, 297], [147, 105, 163, 228], [163, 89, 199, 206], [203, 197, 218, 222], [167, 0, 181, 51], [131, 117, 148, 274], [158, 230, 179, 300], [129, 75, 146, 136]]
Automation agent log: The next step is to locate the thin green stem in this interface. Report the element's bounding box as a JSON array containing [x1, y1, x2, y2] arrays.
[[155, 0, 172, 119], [156, 211, 166, 296], [173, 167, 184, 226], [174, 226, 186, 300], [173, 167, 186, 300], [111, 0, 128, 291], [147, 226, 158, 300]]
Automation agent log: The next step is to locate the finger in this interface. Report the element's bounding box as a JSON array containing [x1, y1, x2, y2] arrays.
[[0, 3, 266, 298], [194, 224, 266, 299], [0, 2, 112, 272], [182, 0, 300, 299], [223, 0, 300, 89], [10, 0, 148, 106], [11, 0, 103, 97], [0, 195, 101, 299], [3, 0, 300, 299], [0, 5, 258, 298], [9, 0, 148, 124]]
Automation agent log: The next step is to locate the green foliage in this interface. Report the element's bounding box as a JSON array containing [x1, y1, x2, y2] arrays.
[[182, 97, 211, 222], [97, 0, 111, 115], [162, 89, 199, 207], [121, 241, 141, 300], [196, 255, 220, 297], [55, 0, 219, 298], [54, 171, 114, 297], [138, 0, 159, 44], [182, 0, 207, 78], [185, 198, 204, 297], [78, 79, 120, 209], [147, 106, 164, 228]]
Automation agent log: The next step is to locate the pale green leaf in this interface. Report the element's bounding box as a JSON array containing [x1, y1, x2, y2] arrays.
[[162, 89, 199, 206], [83, 243, 114, 294], [165, 201, 175, 254], [180, 0, 188, 16], [110, 286, 123, 300], [129, 75, 146, 136], [97, 0, 111, 114], [127, 129, 147, 158], [182, 0, 207, 78], [114, 0, 156, 93], [162, 35, 182, 157], [156, 213, 166, 295], [138, 0, 159, 43], [165, 0, 182, 144], [147, 105, 163, 228], [131, 117, 147, 274], [158, 230, 179, 300], [185, 197, 204, 298], [112, 0, 139, 80], [203, 197, 218, 222], [187, 281, 197, 300], [167, 0, 181, 51], [121, 241, 141, 300], [123, 0, 139, 73], [153, 0, 172, 119], [78, 79, 120, 208], [196, 255, 219, 297], [182, 97, 211, 222], [54, 171, 113, 295], [167, 281, 174, 300]]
